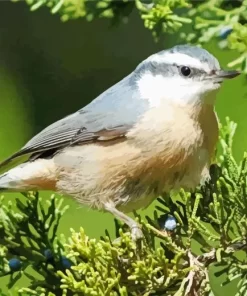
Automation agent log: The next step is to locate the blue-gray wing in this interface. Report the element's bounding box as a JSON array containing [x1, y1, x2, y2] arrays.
[[0, 73, 149, 166]]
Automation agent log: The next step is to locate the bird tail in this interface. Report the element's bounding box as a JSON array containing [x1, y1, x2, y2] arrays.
[[0, 164, 30, 192], [0, 159, 56, 192]]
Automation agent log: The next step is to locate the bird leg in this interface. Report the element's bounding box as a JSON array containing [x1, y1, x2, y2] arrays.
[[104, 202, 143, 241]]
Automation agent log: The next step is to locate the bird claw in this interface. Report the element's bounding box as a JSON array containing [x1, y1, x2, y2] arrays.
[[130, 225, 143, 241], [112, 225, 143, 244]]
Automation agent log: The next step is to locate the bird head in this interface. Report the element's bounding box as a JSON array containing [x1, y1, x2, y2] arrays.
[[135, 45, 240, 107]]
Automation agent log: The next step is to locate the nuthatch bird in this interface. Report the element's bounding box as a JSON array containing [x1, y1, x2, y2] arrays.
[[0, 45, 240, 241]]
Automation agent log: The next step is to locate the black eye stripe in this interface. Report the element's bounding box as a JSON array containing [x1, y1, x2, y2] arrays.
[[135, 60, 209, 78], [174, 64, 207, 76]]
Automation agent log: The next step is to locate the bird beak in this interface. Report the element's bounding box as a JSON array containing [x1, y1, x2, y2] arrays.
[[215, 70, 241, 79]]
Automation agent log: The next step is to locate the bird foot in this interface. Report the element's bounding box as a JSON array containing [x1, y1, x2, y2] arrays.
[[112, 225, 143, 244], [130, 225, 143, 241]]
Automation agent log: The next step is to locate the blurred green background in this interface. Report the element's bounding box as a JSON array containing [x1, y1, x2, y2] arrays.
[[0, 1, 246, 295]]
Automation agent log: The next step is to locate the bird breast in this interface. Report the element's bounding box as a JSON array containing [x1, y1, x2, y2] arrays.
[[55, 103, 218, 213], [116, 103, 219, 210]]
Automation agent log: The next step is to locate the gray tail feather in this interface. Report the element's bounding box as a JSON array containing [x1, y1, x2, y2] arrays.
[[0, 173, 10, 191], [0, 153, 28, 175], [0, 165, 35, 192], [0, 172, 21, 192], [0, 161, 45, 192]]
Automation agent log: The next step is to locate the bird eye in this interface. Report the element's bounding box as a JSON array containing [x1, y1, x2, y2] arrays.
[[180, 66, 191, 77]]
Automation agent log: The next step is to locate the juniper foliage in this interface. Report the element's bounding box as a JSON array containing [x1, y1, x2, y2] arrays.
[[0, 118, 246, 295], [2, 1, 247, 294], [15, 0, 247, 73]]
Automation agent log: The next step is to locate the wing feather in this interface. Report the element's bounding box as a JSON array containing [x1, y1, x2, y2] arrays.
[[0, 72, 149, 169]]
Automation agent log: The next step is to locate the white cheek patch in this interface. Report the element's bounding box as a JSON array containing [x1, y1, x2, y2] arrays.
[[137, 72, 203, 107], [137, 73, 165, 107]]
